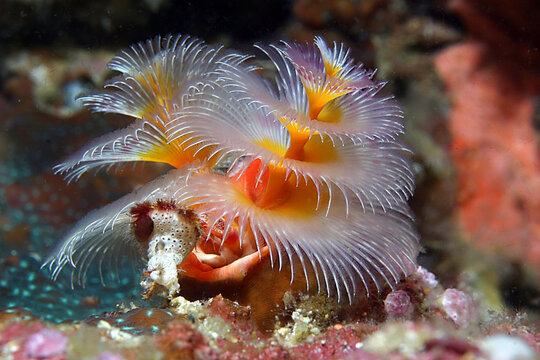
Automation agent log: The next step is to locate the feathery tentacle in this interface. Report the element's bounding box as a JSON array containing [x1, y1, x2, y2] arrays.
[[45, 35, 420, 304], [42, 167, 193, 286], [175, 171, 420, 303]]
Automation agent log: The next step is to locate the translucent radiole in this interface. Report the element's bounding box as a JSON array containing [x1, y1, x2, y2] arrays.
[[43, 34, 420, 303]]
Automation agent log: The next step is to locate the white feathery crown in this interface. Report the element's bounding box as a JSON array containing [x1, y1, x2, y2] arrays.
[[43, 34, 420, 303]]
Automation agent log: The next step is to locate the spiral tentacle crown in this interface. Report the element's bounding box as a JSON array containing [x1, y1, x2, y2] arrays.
[[43, 35, 420, 303]]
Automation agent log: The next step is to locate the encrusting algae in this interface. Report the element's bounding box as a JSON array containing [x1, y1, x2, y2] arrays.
[[42, 34, 420, 305]]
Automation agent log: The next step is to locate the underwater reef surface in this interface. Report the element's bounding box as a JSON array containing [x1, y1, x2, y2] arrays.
[[0, 0, 539, 359], [0, 267, 538, 359]]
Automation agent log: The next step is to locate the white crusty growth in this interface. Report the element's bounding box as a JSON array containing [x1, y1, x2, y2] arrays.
[[141, 207, 199, 297]]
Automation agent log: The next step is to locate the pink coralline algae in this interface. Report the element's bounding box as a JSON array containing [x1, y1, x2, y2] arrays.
[[384, 290, 412, 318], [435, 0, 540, 279], [94, 351, 126, 360], [154, 322, 218, 360], [440, 288, 476, 326], [424, 337, 480, 358], [288, 325, 371, 360], [1, 321, 42, 346], [24, 328, 68, 358]]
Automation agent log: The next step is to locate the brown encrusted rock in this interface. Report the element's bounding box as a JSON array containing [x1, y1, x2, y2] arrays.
[[154, 322, 218, 360]]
